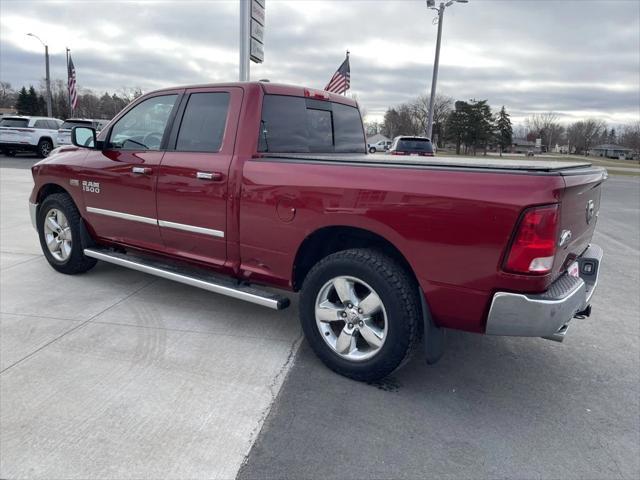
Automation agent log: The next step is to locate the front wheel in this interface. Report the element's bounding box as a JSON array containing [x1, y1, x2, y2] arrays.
[[37, 193, 97, 274], [299, 249, 421, 382]]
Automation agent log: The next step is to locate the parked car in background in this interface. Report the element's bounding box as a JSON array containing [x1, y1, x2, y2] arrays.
[[368, 140, 392, 153], [0, 116, 62, 157], [389, 136, 435, 156], [57, 119, 109, 146]]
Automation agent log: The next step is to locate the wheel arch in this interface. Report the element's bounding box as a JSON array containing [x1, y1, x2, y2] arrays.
[[35, 183, 72, 204], [292, 225, 418, 291]]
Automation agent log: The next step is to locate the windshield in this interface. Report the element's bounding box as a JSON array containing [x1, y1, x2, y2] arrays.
[[396, 138, 433, 152], [0, 118, 28, 128], [61, 120, 92, 130]]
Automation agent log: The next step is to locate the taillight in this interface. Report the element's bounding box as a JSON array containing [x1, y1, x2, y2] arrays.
[[504, 204, 559, 275]]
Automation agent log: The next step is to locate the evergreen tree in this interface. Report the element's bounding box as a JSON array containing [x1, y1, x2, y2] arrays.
[[27, 86, 40, 115], [15, 87, 29, 114], [495, 106, 513, 157]]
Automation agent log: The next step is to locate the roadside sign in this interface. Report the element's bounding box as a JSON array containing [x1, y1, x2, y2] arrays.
[[251, 20, 264, 44], [250, 0, 265, 63], [251, 0, 265, 26], [250, 38, 264, 63]]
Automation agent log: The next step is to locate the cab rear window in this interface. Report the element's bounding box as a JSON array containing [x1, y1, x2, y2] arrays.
[[0, 118, 28, 128], [258, 95, 365, 153]]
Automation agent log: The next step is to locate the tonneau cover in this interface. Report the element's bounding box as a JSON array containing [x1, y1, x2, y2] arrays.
[[262, 153, 594, 173]]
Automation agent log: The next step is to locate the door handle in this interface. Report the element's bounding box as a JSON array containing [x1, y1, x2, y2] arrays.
[[132, 166, 151, 175], [196, 171, 223, 181]]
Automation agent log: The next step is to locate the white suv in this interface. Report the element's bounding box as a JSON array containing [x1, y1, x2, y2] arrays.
[[0, 116, 63, 158], [57, 118, 109, 146]]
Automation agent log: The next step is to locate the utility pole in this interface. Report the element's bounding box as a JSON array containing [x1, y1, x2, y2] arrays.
[[425, 0, 468, 142], [239, 0, 250, 81], [66, 48, 72, 117], [27, 33, 52, 117]]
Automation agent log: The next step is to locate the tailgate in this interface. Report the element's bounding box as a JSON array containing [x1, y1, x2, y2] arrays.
[[0, 127, 32, 144], [553, 167, 607, 277]]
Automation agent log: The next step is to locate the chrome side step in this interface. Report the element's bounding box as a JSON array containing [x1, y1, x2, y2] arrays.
[[84, 248, 290, 310]]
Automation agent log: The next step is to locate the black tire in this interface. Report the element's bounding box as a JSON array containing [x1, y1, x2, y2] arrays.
[[37, 193, 97, 274], [299, 248, 422, 382], [5, 150, 16, 157], [368, 147, 376, 154], [37, 139, 53, 158]]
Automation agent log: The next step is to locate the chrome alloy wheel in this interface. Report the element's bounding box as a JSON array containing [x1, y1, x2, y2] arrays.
[[43, 208, 72, 261], [315, 276, 388, 361]]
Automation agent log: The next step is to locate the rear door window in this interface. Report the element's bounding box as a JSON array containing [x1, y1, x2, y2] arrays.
[[33, 120, 48, 129], [175, 92, 230, 152], [259, 95, 365, 153]]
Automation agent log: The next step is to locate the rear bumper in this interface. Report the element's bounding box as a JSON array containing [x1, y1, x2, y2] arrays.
[[486, 244, 603, 341], [0, 142, 37, 152]]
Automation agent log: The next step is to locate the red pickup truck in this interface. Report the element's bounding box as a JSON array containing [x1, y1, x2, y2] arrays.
[[29, 82, 605, 381]]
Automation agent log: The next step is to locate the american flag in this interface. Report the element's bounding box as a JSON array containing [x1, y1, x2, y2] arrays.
[[68, 55, 78, 111], [324, 55, 350, 95]]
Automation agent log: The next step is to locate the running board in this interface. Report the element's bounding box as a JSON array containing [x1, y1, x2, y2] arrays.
[[84, 248, 290, 310]]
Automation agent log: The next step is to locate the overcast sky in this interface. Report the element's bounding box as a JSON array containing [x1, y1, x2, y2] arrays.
[[1, 0, 638, 125]]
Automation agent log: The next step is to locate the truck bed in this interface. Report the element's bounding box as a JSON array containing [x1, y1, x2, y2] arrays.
[[262, 153, 594, 174]]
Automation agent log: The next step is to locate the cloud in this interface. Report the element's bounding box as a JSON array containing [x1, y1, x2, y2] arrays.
[[0, 0, 638, 125]]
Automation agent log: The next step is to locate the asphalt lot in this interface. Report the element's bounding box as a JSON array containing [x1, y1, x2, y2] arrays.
[[239, 176, 640, 479], [1, 152, 639, 479]]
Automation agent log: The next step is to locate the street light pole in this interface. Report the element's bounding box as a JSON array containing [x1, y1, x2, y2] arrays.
[[425, 0, 468, 143], [27, 33, 52, 117], [426, 2, 444, 142]]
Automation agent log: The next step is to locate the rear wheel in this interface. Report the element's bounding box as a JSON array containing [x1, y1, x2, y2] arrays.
[[37, 193, 97, 274], [300, 248, 421, 381], [37, 139, 53, 158], [368, 147, 376, 154]]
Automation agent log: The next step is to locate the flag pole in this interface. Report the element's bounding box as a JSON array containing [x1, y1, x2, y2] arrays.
[[66, 47, 72, 116], [344, 50, 349, 96]]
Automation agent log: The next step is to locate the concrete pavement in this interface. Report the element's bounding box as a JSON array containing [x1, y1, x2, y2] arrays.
[[0, 167, 303, 479]]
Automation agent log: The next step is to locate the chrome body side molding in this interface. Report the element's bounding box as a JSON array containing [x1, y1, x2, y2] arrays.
[[86, 206, 157, 225], [86, 206, 224, 237], [158, 220, 224, 238]]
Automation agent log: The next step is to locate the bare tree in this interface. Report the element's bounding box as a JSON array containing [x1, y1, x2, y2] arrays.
[[410, 94, 453, 145], [0, 81, 15, 108], [620, 121, 640, 156], [566, 119, 606, 155], [525, 112, 564, 151]]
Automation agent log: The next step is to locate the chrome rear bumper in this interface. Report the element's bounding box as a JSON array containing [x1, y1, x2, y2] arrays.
[[486, 244, 603, 342]]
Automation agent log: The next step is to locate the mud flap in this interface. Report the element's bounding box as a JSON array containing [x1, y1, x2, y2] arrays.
[[420, 288, 445, 365]]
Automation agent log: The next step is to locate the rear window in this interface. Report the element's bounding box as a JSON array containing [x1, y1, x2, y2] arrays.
[[61, 120, 92, 130], [258, 95, 365, 153], [0, 118, 28, 128], [396, 138, 433, 152]]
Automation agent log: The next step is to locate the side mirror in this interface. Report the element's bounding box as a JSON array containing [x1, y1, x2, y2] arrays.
[[71, 126, 97, 149]]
